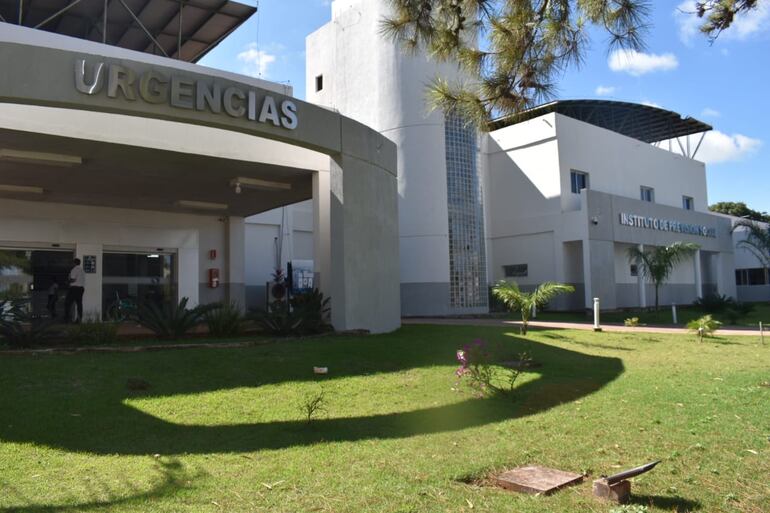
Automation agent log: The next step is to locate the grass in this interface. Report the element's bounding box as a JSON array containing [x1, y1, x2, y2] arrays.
[[532, 302, 770, 327], [0, 325, 768, 513]]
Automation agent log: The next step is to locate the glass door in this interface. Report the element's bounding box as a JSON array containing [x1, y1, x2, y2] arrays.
[[102, 251, 177, 315], [0, 248, 75, 319]]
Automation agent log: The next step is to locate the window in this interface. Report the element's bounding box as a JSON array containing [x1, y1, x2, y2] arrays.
[[683, 196, 694, 210], [315, 75, 323, 92], [503, 264, 528, 278], [630, 264, 638, 277], [444, 113, 488, 309], [640, 186, 655, 203], [736, 268, 769, 286], [570, 171, 589, 194]]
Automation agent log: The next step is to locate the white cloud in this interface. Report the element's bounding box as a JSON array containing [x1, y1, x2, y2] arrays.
[[695, 131, 762, 164], [608, 49, 679, 76], [700, 107, 721, 118], [237, 43, 277, 78], [674, 1, 701, 45], [675, 0, 770, 44], [641, 99, 663, 109], [595, 85, 616, 96]]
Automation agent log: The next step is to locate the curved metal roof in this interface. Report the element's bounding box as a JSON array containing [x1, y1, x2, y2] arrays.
[[0, 0, 256, 63], [490, 99, 712, 143]]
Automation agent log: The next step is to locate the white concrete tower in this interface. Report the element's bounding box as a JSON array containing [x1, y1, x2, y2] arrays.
[[307, 0, 488, 315]]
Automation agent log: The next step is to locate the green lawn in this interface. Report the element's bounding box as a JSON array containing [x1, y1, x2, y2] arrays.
[[1, 325, 768, 513], [533, 302, 770, 327]]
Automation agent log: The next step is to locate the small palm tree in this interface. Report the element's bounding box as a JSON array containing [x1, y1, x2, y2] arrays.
[[687, 315, 722, 342], [627, 242, 700, 310], [492, 281, 575, 335]]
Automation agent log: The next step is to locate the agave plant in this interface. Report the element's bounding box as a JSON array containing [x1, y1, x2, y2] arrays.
[[492, 281, 575, 335], [251, 300, 303, 336], [133, 297, 211, 339], [0, 300, 58, 349], [290, 289, 331, 335], [203, 302, 245, 338]]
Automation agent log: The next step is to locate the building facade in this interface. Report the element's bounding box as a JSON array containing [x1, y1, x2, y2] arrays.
[[256, 0, 738, 316], [0, 10, 401, 333]]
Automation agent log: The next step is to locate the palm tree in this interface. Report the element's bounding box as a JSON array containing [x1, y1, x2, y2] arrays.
[[732, 219, 770, 280], [627, 242, 700, 311], [492, 281, 574, 335]]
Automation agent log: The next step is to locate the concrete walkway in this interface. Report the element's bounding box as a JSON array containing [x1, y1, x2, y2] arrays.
[[403, 317, 766, 337]]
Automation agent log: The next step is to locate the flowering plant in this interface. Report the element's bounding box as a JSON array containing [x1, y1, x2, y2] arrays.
[[455, 339, 531, 396]]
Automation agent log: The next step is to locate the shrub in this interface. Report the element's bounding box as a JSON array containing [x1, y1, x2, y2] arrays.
[[455, 339, 531, 396], [299, 389, 327, 423], [66, 320, 119, 346], [252, 301, 302, 336], [687, 315, 722, 342], [624, 317, 640, 327], [492, 281, 574, 335], [133, 297, 210, 339], [693, 293, 735, 313], [290, 289, 331, 335], [0, 301, 58, 349], [203, 302, 245, 338]]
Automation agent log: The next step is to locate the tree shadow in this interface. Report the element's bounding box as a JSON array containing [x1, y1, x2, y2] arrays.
[[631, 494, 702, 512], [0, 458, 195, 512], [0, 325, 624, 455]]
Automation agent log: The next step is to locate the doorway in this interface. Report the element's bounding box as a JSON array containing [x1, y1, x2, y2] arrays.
[[102, 251, 177, 315], [0, 248, 75, 319]]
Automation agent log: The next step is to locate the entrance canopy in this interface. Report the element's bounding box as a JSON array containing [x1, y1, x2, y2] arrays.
[[0, 107, 317, 217], [0, 0, 256, 62]]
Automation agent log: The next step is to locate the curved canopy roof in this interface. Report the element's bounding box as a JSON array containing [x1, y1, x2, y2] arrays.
[[0, 0, 256, 62], [490, 100, 712, 143]]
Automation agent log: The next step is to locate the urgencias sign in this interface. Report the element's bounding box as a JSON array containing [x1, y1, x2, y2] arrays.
[[619, 212, 717, 238], [74, 59, 298, 130]]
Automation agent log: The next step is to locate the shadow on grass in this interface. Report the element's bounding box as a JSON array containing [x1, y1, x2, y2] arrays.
[[0, 459, 194, 513], [0, 325, 624, 456], [632, 494, 702, 512]]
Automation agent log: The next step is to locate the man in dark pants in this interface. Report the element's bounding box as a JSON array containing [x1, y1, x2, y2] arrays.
[[64, 258, 85, 323]]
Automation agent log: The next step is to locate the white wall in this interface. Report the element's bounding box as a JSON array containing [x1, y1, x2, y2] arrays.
[[307, 0, 469, 288], [555, 114, 709, 212]]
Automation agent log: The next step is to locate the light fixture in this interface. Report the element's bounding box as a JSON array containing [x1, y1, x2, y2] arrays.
[[147, 254, 160, 259], [175, 200, 229, 211], [0, 149, 82, 167], [230, 177, 292, 193], [0, 184, 45, 194]]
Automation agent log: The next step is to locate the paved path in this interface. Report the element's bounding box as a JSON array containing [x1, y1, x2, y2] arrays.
[[403, 317, 766, 337]]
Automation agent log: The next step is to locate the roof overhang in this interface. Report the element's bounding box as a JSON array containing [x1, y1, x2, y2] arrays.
[[0, 0, 256, 62], [490, 100, 712, 144]]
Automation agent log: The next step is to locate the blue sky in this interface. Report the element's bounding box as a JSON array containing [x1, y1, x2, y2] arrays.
[[201, 0, 770, 213]]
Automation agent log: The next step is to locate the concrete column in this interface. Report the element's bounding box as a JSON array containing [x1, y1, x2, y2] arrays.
[[75, 243, 102, 321], [581, 239, 593, 310], [637, 244, 647, 308], [322, 152, 401, 333], [715, 251, 737, 299], [225, 216, 246, 308], [313, 169, 332, 299], [694, 249, 703, 299], [178, 247, 199, 307]]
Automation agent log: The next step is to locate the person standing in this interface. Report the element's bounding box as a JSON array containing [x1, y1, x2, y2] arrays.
[[64, 258, 85, 323]]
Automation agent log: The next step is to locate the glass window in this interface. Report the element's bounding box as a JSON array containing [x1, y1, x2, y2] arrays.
[[736, 268, 769, 286], [630, 264, 638, 277], [683, 196, 694, 210], [570, 170, 588, 194], [102, 252, 176, 313], [444, 113, 488, 309], [640, 186, 655, 203], [315, 75, 323, 92], [503, 264, 528, 278]]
